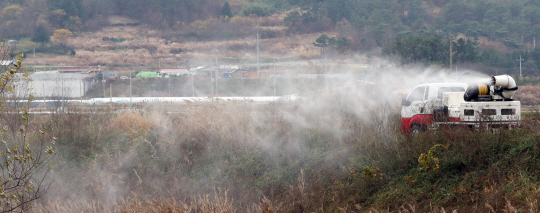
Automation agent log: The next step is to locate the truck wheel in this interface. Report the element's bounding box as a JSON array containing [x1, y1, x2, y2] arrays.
[[410, 123, 424, 133]]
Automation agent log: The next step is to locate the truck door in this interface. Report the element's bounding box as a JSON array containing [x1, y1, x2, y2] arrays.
[[402, 86, 427, 117], [401, 86, 427, 132]]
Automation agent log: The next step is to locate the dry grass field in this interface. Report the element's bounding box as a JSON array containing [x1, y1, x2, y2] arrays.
[[24, 14, 331, 69], [19, 98, 540, 213], [0, 75, 533, 212]]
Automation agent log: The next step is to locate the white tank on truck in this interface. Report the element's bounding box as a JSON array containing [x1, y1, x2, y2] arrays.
[[401, 75, 521, 133]]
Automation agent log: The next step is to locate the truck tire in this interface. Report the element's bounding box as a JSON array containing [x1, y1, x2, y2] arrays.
[[410, 123, 424, 133]]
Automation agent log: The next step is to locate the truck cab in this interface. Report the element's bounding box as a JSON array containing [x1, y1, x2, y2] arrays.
[[401, 83, 467, 132]]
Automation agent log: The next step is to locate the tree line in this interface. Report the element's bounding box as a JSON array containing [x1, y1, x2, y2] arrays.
[[382, 33, 540, 78], [284, 0, 540, 51], [383, 34, 479, 66], [1, 0, 540, 46], [3, 0, 540, 77]]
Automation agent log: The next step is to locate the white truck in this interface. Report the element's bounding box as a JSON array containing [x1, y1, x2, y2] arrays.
[[401, 75, 521, 133]]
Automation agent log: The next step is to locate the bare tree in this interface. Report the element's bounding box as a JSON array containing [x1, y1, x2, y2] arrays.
[[0, 42, 56, 212]]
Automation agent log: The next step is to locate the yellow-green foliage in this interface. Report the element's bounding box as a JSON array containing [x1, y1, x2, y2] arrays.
[[363, 166, 385, 180], [2, 5, 23, 18], [418, 144, 447, 170], [52, 29, 73, 45]]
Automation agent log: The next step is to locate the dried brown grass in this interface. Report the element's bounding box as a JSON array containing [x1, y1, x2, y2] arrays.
[[31, 190, 237, 213], [110, 110, 160, 137], [116, 190, 235, 213], [30, 186, 286, 213], [514, 85, 540, 105], [27, 93, 394, 211], [25, 96, 540, 212], [24, 20, 325, 67]]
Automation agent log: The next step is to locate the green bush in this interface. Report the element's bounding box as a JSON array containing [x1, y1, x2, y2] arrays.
[[241, 2, 274, 17]]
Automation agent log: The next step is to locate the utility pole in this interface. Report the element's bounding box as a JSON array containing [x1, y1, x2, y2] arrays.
[[257, 28, 260, 78], [215, 57, 218, 97], [56, 70, 58, 97], [130, 70, 132, 106], [449, 35, 454, 70], [61, 73, 64, 106], [191, 71, 195, 97], [325, 54, 328, 91], [297, 74, 300, 96], [100, 65, 105, 98], [534, 37, 536, 49], [210, 59, 214, 97], [273, 59, 276, 96], [516, 55, 524, 78]]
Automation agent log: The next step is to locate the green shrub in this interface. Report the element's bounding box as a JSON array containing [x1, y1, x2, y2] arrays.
[[241, 2, 275, 17]]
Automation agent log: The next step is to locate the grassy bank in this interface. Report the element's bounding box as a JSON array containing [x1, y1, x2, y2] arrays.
[[21, 96, 540, 212]]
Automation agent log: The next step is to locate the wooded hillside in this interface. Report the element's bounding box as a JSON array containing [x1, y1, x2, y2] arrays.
[[1, 0, 539, 50], [3, 0, 540, 77]]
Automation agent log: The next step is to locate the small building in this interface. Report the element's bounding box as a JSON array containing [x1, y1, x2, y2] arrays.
[[160, 69, 188, 76], [0, 61, 13, 66], [103, 72, 118, 79], [20, 72, 97, 98], [136, 72, 160, 78], [0, 61, 13, 71], [245, 71, 258, 78], [219, 65, 242, 69], [7, 40, 17, 46]]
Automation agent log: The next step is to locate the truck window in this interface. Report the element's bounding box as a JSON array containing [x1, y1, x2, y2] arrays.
[[501, 109, 516, 115], [438, 87, 465, 98], [464, 109, 474, 116], [407, 86, 425, 102], [482, 109, 496, 115]]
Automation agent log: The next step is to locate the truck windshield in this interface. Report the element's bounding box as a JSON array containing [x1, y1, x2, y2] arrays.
[[407, 87, 425, 102], [438, 87, 465, 98]]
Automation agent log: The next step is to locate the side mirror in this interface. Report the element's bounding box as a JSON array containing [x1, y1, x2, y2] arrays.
[[401, 98, 411, 106]]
